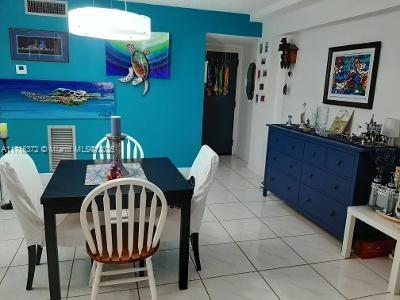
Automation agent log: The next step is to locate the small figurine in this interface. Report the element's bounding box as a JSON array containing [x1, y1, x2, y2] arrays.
[[286, 115, 293, 126], [299, 103, 307, 129], [107, 161, 123, 180]]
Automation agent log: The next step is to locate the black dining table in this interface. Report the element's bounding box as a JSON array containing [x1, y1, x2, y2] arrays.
[[41, 158, 194, 300]]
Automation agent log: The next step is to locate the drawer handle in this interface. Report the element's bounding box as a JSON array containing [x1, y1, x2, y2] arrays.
[[271, 177, 275, 182], [289, 165, 294, 169], [312, 152, 317, 157], [273, 157, 277, 161], [337, 160, 343, 166], [274, 139, 279, 143], [306, 198, 311, 203], [291, 145, 296, 150], [329, 211, 336, 217], [309, 174, 314, 178], [333, 184, 339, 190], [287, 186, 292, 191]]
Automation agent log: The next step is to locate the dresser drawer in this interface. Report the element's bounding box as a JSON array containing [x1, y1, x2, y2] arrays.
[[299, 184, 346, 235], [266, 167, 299, 206], [303, 142, 326, 168], [269, 131, 304, 160], [301, 164, 352, 205], [325, 149, 355, 179], [268, 150, 301, 180]]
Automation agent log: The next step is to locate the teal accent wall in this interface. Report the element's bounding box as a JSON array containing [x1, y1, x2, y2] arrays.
[[0, 0, 262, 172]]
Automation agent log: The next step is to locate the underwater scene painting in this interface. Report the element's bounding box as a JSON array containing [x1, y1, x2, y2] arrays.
[[106, 32, 170, 79], [330, 53, 372, 98], [0, 79, 115, 119]]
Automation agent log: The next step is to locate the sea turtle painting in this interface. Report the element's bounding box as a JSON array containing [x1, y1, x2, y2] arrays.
[[21, 88, 100, 106], [119, 44, 150, 96]]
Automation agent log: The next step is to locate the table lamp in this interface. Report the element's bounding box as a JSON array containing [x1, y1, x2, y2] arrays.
[[382, 118, 400, 146]]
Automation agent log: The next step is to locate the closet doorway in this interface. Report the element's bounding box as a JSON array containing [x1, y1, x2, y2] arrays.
[[202, 51, 239, 155]]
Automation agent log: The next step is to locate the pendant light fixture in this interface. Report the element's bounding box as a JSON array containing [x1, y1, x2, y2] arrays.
[[68, 0, 151, 41]]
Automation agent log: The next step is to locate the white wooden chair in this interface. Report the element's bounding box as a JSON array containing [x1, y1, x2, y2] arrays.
[[80, 178, 168, 300], [162, 145, 219, 270], [93, 134, 144, 160]]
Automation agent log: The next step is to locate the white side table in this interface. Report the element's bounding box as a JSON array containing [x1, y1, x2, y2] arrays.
[[342, 206, 400, 294]]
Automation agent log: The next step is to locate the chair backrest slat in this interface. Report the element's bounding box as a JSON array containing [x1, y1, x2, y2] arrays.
[[91, 201, 103, 256], [92, 134, 144, 160], [103, 191, 113, 258], [80, 178, 167, 261], [138, 187, 146, 255], [147, 193, 157, 249], [105, 139, 111, 160], [115, 186, 123, 257], [126, 140, 131, 160], [127, 185, 135, 256]]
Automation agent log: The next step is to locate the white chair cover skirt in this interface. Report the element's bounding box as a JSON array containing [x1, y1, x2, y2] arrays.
[[162, 145, 219, 241], [0, 152, 86, 247]]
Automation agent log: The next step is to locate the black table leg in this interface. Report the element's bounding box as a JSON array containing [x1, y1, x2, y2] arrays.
[[44, 206, 61, 300], [179, 200, 191, 290]]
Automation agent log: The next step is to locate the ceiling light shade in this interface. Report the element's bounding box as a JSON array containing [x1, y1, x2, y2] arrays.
[[68, 7, 151, 41]]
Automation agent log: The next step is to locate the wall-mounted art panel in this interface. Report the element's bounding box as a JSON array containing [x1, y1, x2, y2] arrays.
[[106, 32, 170, 79], [0, 79, 115, 119]]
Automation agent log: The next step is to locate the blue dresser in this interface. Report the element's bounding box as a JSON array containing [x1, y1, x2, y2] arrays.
[[263, 125, 375, 239]]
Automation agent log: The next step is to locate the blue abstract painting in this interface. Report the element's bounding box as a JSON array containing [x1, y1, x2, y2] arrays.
[[106, 32, 170, 78], [0, 79, 115, 119]]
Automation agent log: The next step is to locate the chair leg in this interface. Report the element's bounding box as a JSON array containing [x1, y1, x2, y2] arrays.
[[191, 233, 201, 271], [139, 259, 145, 277], [89, 261, 97, 287], [36, 245, 43, 265], [91, 262, 103, 300], [146, 258, 158, 300], [26, 245, 37, 290]]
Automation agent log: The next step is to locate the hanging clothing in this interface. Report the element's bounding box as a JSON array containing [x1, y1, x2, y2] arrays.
[[218, 65, 224, 95], [223, 64, 229, 95]]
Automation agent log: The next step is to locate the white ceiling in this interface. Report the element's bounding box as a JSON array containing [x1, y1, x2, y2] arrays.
[[124, 0, 282, 16]]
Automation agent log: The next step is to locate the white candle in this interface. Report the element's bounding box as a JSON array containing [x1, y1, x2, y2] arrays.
[[0, 123, 8, 139]]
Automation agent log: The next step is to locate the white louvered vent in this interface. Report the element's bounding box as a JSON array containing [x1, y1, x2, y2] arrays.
[[48, 126, 76, 171], [25, 0, 68, 17]]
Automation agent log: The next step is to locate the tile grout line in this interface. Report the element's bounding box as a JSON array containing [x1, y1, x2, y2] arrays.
[[0, 238, 24, 287], [202, 179, 282, 300]]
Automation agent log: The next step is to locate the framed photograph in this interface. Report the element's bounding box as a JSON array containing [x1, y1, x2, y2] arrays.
[[264, 42, 269, 53], [259, 43, 263, 54], [9, 28, 69, 63], [323, 42, 381, 109], [259, 83, 264, 91], [261, 95, 265, 102], [262, 70, 268, 77], [261, 57, 266, 65]]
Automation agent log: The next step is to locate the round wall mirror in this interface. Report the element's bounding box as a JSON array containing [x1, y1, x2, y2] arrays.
[[246, 62, 256, 100]]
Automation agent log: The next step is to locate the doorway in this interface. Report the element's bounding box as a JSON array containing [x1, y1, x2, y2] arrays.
[[202, 51, 239, 155]]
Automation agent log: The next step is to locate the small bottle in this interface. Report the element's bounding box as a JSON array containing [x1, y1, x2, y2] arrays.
[[368, 171, 382, 207]]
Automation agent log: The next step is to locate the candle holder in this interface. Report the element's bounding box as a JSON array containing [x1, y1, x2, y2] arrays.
[[106, 134, 129, 177], [1, 137, 9, 155]]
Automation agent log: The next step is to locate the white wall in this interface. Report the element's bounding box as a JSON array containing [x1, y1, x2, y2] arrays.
[[235, 43, 258, 162], [283, 10, 400, 130], [244, 6, 400, 176]]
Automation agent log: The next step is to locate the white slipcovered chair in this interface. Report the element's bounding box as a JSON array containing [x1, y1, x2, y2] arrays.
[[80, 178, 168, 300], [93, 134, 144, 160], [0, 151, 87, 290], [162, 145, 219, 270]]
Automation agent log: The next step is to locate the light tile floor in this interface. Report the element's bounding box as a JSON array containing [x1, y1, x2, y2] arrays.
[[0, 155, 398, 299]]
